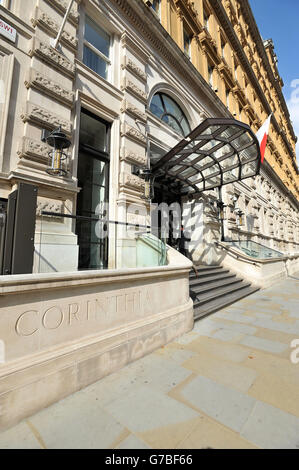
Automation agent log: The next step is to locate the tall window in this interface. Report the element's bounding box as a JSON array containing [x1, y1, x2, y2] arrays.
[[204, 11, 210, 31], [150, 92, 191, 137], [208, 63, 214, 87], [151, 0, 160, 16], [226, 88, 230, 108], [83, 16, 111, 80], [183, 28, 192, 57]]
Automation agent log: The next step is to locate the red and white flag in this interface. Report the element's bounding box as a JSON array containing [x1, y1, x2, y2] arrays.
[[255, 114, 272, 163]]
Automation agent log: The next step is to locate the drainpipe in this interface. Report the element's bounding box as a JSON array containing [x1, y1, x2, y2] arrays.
[[50, 0, 75, 50]]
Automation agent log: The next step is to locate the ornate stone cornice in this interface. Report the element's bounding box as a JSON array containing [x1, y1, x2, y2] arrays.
[[121, 78, 148, 103], [119, 172, 144, 191], [121, 57, 147, 82], [120, 148, 147, 166], [21, 103, 72, 135], [29, 38, 75, 78], [17, 137, 50, 162], [121, 123, 147, 146], [24, 68, 74, 106], [120, 99, 147, 122], [37, 199, 64, 216], [31, 8, 78, 50], [43, 0, 79, 24]]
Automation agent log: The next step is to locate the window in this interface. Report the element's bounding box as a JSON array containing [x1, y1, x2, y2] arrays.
[[204, 11, 210, 31], [149, 92, 191, 137], [83, 16, 111, 80], [226, 88, 230, 108], [151, 0, 160, 16], [208, 63, 214, 87], [183, 28, 192, 57], [221, 39, 226, 59]]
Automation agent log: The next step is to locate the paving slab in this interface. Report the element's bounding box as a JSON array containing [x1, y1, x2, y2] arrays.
[[241, 402, 299, 449]]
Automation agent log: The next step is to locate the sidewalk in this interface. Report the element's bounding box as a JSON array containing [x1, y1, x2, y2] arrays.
[[0, 274, 299, 449]]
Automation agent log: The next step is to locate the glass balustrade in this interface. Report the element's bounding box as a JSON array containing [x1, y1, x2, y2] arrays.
[[228, 240, 284, 259], [35, 212, 168, 274]]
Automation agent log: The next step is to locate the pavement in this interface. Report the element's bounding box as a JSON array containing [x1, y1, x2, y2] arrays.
[[0, 274, 299, 449]]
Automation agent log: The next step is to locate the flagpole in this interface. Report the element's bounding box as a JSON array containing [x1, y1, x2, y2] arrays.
[[51, 0, 75, 50]]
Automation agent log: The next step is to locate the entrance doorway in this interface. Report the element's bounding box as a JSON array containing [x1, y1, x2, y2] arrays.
[[76, 109, 110, 270], [150, 144, 182, 246]]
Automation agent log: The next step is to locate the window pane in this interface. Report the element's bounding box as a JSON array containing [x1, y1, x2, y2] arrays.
[[162, 95, 183, 121], [80, 111, 108, 152], [84, 17, 110, 58], [150, 93, 164, 118], [83, 46, 108, 79]]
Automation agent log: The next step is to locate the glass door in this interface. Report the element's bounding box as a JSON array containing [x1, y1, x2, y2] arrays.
[[76, 109, 110, 270]]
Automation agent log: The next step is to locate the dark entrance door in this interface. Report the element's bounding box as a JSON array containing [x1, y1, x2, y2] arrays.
[[150, 145, 182, 247], [76, 109, 110, 270]]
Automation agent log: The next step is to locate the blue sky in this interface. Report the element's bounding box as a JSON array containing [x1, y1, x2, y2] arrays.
[[249, 0, 299, 155]]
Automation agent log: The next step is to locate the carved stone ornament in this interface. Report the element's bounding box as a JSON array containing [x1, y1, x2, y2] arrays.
[[17, 137, 50, 162], [25, 68, 74, 106], [121, 123, 147, 146], [37, 200, 64, 217], [120, 172, 144, 192], [43, 0, 79, 23], [31, 8, 78, 49], [21, 102, 72, 135], [121, 78, 148, 103], [29, 38, 75, 77], [120, 99, 147, 122], [122, 57, 147, 82], [120, 148, 147, 166]]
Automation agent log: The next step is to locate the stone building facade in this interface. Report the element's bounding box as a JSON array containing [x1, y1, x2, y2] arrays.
[[0, 0, 298, 274]]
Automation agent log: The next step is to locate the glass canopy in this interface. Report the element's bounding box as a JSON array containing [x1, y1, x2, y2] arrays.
[[151, 118, 261, 195]]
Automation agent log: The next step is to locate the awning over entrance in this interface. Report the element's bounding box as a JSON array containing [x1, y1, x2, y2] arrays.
[[151, 118, 261, 196]]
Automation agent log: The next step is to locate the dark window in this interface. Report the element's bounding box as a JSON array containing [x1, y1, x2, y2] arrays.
[[149, 92, 191, 137], [77, 109, 110, 270]]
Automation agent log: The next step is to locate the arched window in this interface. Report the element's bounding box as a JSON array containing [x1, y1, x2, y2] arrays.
[[149, 92, 191, 137]]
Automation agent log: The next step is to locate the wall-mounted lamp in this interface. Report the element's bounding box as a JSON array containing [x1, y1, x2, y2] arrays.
[[235, 209, 245, 227], [216, 200, 227, 220], [42, 126, 71, 177], [132, 166, 152, 201]]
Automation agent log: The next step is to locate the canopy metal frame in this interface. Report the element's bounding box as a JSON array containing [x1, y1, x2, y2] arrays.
[[151, 118, 261, 196]]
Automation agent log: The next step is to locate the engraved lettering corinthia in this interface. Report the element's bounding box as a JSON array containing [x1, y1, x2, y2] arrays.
[[31, 8, 78, 50], [29, 38, 75, 77]]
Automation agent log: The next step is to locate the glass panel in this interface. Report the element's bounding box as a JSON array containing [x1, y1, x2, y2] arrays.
[[203, 125, 221, 135], [85, 17, 110, 58], [240, 143, 258, 163], [162, 95, 184, 121], [80, 111, 107, 152], [200, 140, 219, 151], [241, 161, 258, 178], [162, 114, 182, 134], [219, 126, 240, 138], [205, 176, 221, 189], [223, 167, 239, 183], [229, 240, 283, 259], [150, 94, 164, 118], [213, 144, 232, 160], [83, 46, 108, 79], [230, 132, 253, 150]]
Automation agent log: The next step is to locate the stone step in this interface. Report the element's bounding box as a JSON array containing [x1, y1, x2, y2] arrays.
[[189, 268, 230, 280], [190, 276, 242, 296], [189, 272, 237, 288], [193, 280, 252, 307], [193, 285, 259, 321]]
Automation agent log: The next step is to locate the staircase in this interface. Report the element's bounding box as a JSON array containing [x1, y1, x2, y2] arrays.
[[190, 265, 259, 321]]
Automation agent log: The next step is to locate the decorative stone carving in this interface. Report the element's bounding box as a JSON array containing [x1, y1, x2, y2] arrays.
[[119, 172, 144, 191], [120, 99, 147, 122], [31, 8, 78, 49], [122, 57, 147, 82], [25, 69, 74, 106], [120, 148, 147, 166], [121, 123, 147, 146], [29, 39, 75, 77], [21, 102, 72, 135], [121, 78, 148, 103], [17, 137, 50, 162], [44, 0, 79, 23], [37, 200, 64, 216]]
